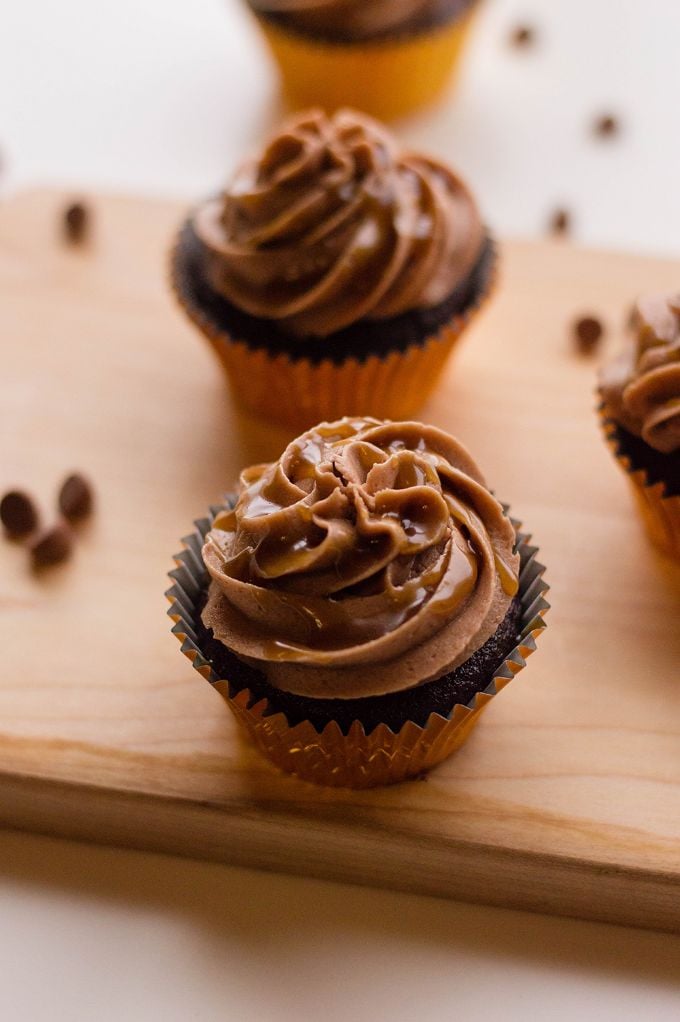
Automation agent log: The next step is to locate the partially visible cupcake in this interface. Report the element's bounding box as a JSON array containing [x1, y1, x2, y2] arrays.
[[167, 417, 548, 788], [599, 293, 680, 560], [171, 109, 495, 430], [245, 0, 480, 120]]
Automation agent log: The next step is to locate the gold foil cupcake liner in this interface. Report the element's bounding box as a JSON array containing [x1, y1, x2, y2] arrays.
[[599, 405, 680, 561], [167, 507, 549, 789], [170, 236, 497, 432], [253, 4, 480, 121]]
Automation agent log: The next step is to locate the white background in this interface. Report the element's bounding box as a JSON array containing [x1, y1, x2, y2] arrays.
[[3, 0, 680, 256], [2, 1, 680, 1019]]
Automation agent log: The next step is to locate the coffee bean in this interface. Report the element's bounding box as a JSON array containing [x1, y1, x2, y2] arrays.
[[549, 208, 571, 236], [31, 522, 73, 567], [573, 315, 604, 354], [58, 473, 94, 520], [63, 201, 90, 243], [0, 489, 38, 537], [593, 114, 619, 138], [510, 24, 535, 47]]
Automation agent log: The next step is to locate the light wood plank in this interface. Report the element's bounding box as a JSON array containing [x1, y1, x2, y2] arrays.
[[1, 189, 679, 932]]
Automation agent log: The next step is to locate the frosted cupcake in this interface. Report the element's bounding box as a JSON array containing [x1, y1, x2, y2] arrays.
[[167, 417, 548, 788], [171, 109, 495, 430], [245, 0, 480, 120], [599, 294, 680, 560]]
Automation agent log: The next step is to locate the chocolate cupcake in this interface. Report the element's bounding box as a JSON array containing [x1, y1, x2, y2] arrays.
[[171, 109, 495, 431], [167, 418, 548, 788], [599, 293, 680, 560], [245, 1, 480, 121]]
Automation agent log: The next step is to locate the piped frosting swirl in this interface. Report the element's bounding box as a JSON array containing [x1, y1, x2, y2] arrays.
[[600, 293, 680, 454], [192, 108, 483, 338], [202, 418, 519, 699]]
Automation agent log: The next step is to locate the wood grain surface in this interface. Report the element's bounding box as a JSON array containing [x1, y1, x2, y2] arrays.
[[1, 190, 679, 933]]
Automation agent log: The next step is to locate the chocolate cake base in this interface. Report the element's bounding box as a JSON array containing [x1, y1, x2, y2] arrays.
[[194, 590, 523, 736], [608, 419, 680, 498], [256, 0, 475, 45], [172, 221, 495, 365]]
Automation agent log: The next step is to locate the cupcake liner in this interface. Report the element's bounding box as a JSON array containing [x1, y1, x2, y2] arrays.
[[599, 404, 680, 561], [166, 506, 549, 789], [170, 236, 497, 432], [254, 4, 480, 121]]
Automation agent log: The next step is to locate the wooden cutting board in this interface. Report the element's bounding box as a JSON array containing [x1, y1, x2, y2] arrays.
[[1, 189, 679, 933]]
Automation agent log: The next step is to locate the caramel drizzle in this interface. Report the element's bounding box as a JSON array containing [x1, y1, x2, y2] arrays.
[[205, 419, 519, 665]]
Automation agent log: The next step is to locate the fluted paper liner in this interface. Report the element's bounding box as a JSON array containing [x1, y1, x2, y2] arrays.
[[170, 237, 496, 432], [254, 4, 479, 121], [166, 505, 549, 788], [599, 404, 680, 561]]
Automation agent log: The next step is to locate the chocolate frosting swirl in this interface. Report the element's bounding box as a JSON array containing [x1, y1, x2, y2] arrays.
[[600, 293, 680, 454], [192, 108, 484, 338], [202, 418, 519, 699]]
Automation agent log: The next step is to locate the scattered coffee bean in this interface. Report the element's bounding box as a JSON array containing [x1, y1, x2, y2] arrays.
[[63, 201, 90, 243], [31, 522, 73, 568], [510, 24, 535, 47], [58, 472, 94, 520], [573, 315, 604, 354], [549, 208, 571, 236], [593, 114, 619, 139], [0, 489, 39, 538]]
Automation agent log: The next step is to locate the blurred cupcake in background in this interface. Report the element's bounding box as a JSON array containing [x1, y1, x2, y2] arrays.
[[244, 0, 481, 120], [171, 107, 495, 430], [598, 293, 680, 560]]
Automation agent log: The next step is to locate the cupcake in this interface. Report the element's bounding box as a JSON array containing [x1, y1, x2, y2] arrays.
[[245, 0, 480, 121], [171, 108, 495, 430], [167, 417, 548, 788], [599, 294, 680, 560]]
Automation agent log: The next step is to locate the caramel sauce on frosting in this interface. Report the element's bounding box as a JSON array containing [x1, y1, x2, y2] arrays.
[[202, 418, 519, 699], [600, 294, 680, 454], [192, 108, 483, 338]]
